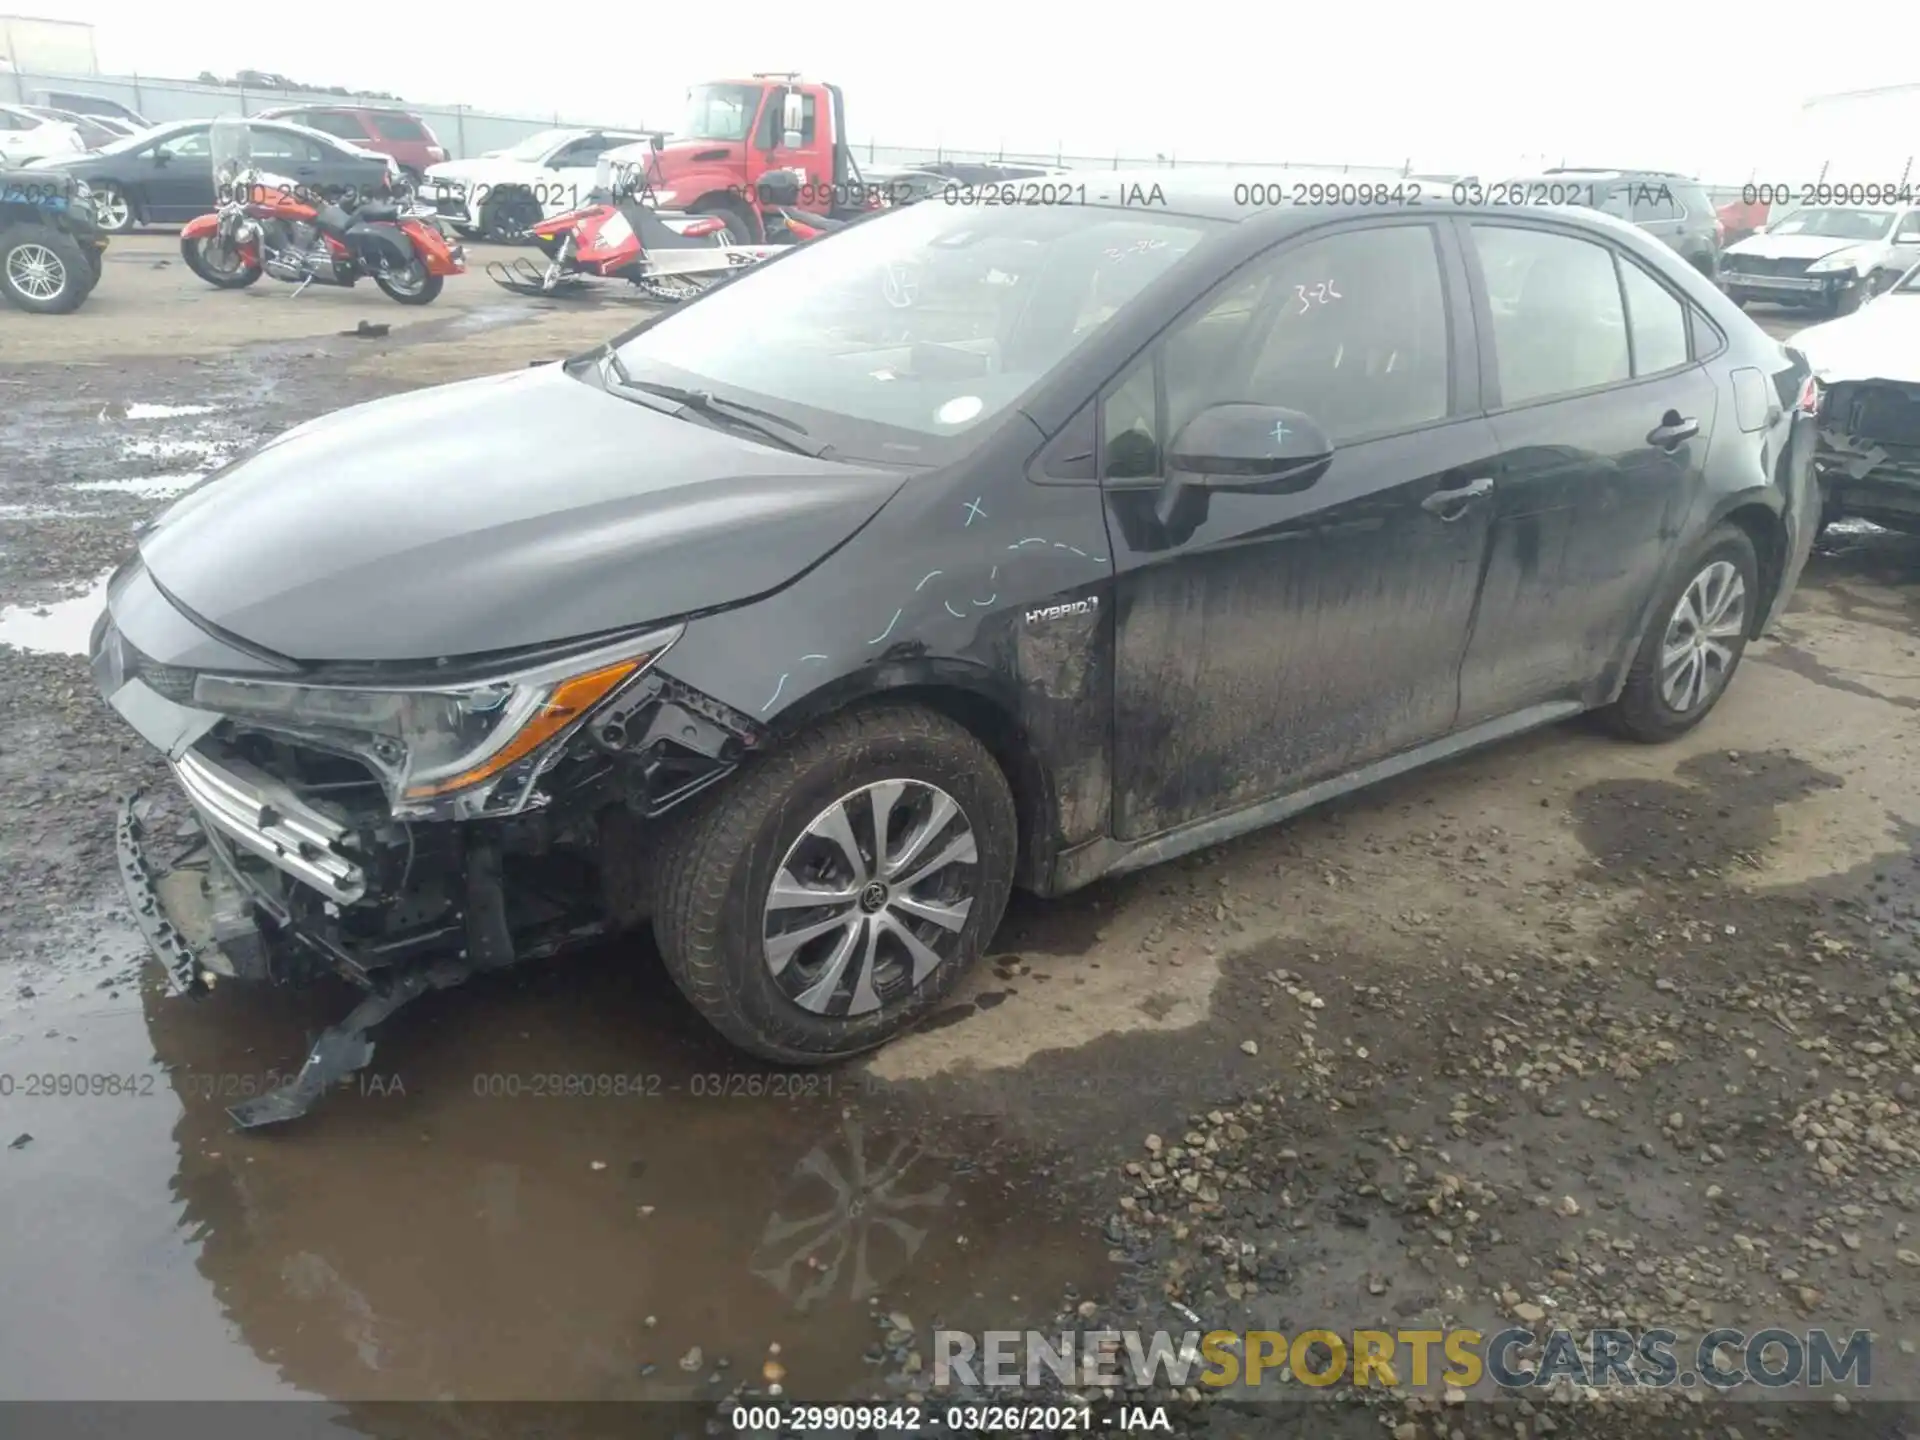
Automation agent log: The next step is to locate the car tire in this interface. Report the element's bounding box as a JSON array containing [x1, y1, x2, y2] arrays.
[[1603, 524, 1760, 744], [478, 187, 542, 244], [691, 195, 758, 246], [89, 181, 134, 234], [0, 226, 89, 313], [653, 702, 1018, 1064]]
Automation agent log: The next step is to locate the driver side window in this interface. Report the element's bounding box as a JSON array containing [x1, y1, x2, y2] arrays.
[[549, 137, 607, 168], [155, 128, 210, 158], [1099, 223, 1451, 478]]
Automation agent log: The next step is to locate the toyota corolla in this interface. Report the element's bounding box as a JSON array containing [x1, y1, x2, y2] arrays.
[[94, 172, 1821, 1125]]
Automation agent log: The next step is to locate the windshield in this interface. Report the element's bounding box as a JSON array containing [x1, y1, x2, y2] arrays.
[[91, 123, 174, 157], [491, 129, 574, 162], [1768, 207, 1895, 241], [613, 198, 1225, 461], [677, 83, 761, 142]]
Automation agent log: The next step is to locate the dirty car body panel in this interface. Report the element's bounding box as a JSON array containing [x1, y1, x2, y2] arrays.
[[92, 175, 1817, 1124]]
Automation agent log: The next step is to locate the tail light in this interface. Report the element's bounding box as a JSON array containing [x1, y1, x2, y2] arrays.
[[1715, 215, 1726, 245], [1795, 374, 1820, 415]]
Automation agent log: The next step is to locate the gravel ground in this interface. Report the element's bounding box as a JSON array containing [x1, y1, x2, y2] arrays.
[[1, 245, 1916, 1438]]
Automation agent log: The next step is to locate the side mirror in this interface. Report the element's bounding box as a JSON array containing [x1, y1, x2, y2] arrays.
[[151, 147, 171, 166], [1154, 404, 1334, 528], [1897, 229, 1920, 245]]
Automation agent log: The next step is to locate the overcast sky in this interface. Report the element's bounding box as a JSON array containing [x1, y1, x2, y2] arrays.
[[37, 0, 1920, 178]]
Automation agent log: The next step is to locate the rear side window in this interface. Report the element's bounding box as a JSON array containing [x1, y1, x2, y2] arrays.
[[370, 113, 429, 141], [302, 112, 368, 141], [1472, 224, 1629, 405], [1617, 259, 1689, 375], [1631, 186, 1683, 222]]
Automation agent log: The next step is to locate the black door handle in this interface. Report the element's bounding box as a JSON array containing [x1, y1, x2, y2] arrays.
[[1647, 414, 1699, 448], [1421, 476, 1493, 518]]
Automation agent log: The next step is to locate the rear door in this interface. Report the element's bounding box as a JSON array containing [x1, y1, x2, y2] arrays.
[[1453, 216, 1717, 725], [1104, 218, 1502, 837]]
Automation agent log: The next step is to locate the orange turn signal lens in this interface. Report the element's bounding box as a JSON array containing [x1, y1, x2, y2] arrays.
[[401, 657, 643, 800]]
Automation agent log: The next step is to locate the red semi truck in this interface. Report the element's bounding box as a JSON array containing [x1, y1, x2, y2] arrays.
[[638, 73, 879, 242]]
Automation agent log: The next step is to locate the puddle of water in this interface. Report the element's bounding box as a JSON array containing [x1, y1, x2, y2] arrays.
[[0, 929, 1111, 1403], [0, 572, 110, 655], [120, 403, 218, 421], [123, 438, 232, 467], [67, 473, 207, 500], [0, 504, 90, 520]]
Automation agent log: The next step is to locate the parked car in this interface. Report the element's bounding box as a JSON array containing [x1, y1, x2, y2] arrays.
[[96, 172, 1819, 1121], [32, 91, 150, 130], [865, 160, 1066, 206], [1789, 258, 1920, 534], [1721, 202, 1920, 315], [1496, 167, 1722, 279], [420, 127, 657, 240], [0, 169, 106, 312], [254, 104, 448, 181], [0, 102, 85, 165], [15, 105, 129, 151], [25, 118, 398, 233]]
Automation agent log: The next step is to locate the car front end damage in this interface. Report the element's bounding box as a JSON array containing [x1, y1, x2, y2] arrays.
[[96, 559, 766, 1127], [1814, 379, 1920, 532]]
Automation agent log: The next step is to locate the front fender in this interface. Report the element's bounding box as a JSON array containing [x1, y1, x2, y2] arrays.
[[181, 211, 220, 240]]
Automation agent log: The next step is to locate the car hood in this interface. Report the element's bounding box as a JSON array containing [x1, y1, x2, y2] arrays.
[[135, 364, 908, 664], [1727, 232, 1891, 262], [424, 158, 538, 186], [1791, 294, 1920, 384]]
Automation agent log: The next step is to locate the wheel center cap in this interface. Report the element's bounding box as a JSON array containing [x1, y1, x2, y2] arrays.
[[859, 882, 889, 914]]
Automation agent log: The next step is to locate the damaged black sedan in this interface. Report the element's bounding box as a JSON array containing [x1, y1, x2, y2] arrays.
[[96, 174, 1822, 1125]]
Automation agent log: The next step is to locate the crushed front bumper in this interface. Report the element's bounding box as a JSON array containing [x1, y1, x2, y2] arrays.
[[1815, 380, 1920, 528]]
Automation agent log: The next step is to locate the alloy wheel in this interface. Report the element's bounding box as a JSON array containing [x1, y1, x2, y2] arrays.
[[92, 185, 131, 232], [5, 242, 67, 300], [761, 779, 979, 1017], [1660, 559, 1747, 712]]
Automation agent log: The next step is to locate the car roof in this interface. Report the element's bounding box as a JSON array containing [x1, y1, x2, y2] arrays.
[[1030, 167, 1694, 253]]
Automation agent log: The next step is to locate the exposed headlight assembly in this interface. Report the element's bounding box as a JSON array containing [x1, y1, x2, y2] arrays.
[[1807, 249, 1873, 276], [190, 625, 682, 819]]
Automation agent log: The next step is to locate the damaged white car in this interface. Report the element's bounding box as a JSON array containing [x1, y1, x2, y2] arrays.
[[1722, 203, 1920, 316], [1792, 259, 1920, 534]]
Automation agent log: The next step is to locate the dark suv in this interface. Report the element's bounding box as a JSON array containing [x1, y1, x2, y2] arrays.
[[255, 105, 447, 179], [1501, 168, 1722, 280], [97, 175, 1820, 1126]]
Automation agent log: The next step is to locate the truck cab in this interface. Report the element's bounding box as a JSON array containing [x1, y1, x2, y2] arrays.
[[648, 74, 861, 241]]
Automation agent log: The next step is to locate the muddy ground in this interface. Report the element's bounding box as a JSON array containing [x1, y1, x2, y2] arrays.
[[1, 236, 1917, 1438]]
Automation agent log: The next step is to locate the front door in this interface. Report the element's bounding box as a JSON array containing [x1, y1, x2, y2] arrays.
[[752, 87, 827, 214], [543, 134, 619, 216], [143, 126, 212, 219], [1104, 219, 1501, 839], [1454, 217, 1717, 724]]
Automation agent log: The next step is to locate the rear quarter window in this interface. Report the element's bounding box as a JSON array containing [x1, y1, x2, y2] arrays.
[[370, 113, 429, 141]]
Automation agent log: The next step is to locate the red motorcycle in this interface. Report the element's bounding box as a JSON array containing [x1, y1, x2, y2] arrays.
[[180, 118, 464, 305]]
